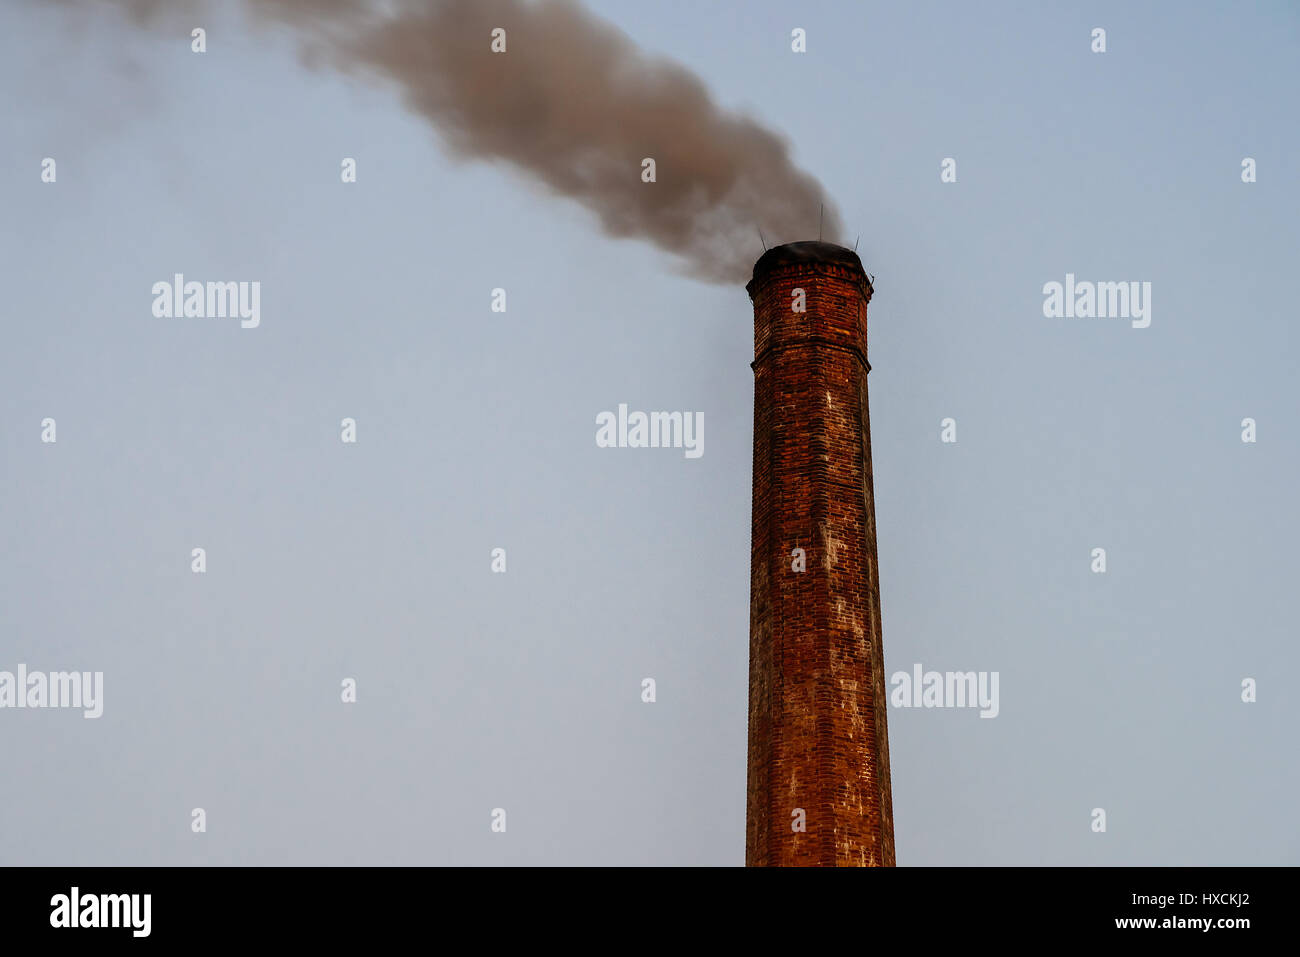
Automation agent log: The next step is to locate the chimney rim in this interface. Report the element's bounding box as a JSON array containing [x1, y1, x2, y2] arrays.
[[746, 240, 872, 299]]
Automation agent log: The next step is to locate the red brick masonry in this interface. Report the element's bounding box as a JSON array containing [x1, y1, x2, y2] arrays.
[[745, 242, 895, 867]]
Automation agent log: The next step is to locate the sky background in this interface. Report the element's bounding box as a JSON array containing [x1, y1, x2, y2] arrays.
[[2, 0, 1297, 866]]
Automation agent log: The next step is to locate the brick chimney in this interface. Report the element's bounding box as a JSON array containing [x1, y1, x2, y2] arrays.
[[745, 241, 895, 867]]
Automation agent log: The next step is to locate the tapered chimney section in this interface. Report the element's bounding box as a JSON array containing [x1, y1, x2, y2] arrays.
[[745, 241, 895, 867]]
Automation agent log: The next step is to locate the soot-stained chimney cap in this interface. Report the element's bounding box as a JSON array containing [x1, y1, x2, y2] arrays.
[[747, 241, 871, 297]]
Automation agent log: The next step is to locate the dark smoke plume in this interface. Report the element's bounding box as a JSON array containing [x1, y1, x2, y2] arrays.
[[63, 0, 844, 282]]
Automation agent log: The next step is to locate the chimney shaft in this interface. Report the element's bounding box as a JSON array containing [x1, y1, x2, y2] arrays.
[[745, 241, 895, 866]]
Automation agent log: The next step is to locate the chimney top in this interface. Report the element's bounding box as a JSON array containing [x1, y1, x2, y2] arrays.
[[747, 241, 871, 299]]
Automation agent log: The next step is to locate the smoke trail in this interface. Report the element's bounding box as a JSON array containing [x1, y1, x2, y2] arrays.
[[61, 0, 844, 282]]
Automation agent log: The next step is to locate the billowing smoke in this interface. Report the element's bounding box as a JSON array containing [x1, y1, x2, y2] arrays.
[[60, 0, 844, 282]]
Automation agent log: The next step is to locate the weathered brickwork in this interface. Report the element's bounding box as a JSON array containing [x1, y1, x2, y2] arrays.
[[745, 241, 896, 867]]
